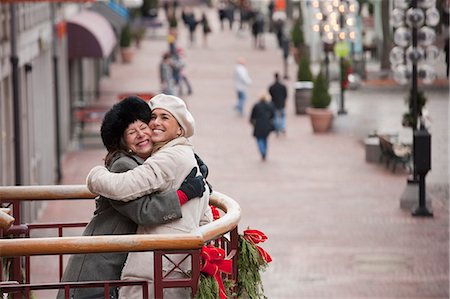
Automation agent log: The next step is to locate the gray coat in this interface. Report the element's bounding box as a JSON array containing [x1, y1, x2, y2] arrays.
[[57, 154, 182, 299]]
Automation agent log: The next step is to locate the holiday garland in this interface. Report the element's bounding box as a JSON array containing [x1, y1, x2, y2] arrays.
[[236, 229, 272, 299], [195, 205, 272, 298]]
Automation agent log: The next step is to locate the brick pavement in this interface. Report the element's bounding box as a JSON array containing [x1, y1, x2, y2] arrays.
[[31, 6, 449, 299]]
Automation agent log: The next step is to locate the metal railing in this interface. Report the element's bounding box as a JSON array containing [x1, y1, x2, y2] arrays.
[[0, 185, 241, 298]]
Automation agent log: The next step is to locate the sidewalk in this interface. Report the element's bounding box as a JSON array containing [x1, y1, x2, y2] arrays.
[[33, 6, 449, 299]]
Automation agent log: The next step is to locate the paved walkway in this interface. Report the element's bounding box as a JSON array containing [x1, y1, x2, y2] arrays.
[[31, 6, 448, 299]]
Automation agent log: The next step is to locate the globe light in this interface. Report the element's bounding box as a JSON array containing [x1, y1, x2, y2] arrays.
[[348, 2, 359, 13], [393, 64, 412, 85], [348, 31, 356, 40], [312, 0, 320, 8], [394, 0, 410, 9], [425, 7, 440, 26], [324, 3, 334, 15], [425, 45, 440, 62], [406, 8, 425, 28], [418, 0, 436, 9], [338, 3, 346, 13], [418, 63, 437, 84], [394, 27, 412, 47], [346, 16, 355, 27], [323, 32, 335, 44], [390, 46, 405, 66], [315, 11, 323, 21], [391, 8, 405, 28], [417, 26, 436, 46], [406, 46, 424, 63]]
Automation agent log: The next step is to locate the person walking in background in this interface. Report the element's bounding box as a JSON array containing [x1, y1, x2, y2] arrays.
[[269, 72, 287, 135], [159, 52, 177, 95], [200, 12, 212, 47], [234, 57, 252, 116], [444, 37, 449, 78], [250, 91, 275, 161], [281, 34, 291, 79], [182, 7, 198, 47], [172, 47, 193, 96]]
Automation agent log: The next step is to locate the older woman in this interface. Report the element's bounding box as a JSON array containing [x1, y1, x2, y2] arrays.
[[58, 97, 206, 299], [86, 94, 212, 298]]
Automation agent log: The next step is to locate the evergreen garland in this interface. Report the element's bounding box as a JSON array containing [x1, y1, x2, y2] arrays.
[[195, 273, 219, 299], [195, 273, 235, 299], [236, 236, 268, 299]]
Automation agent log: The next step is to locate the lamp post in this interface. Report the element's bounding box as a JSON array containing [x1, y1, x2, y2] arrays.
[[311, 0, 358, 114], [390, 0, 439, 217]]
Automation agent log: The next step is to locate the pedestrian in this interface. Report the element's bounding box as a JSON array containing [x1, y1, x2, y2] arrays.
[[57, 97, 206, 299], [444, 37, 449, 78], [225, 0, 235, 30], [234, 57, 252, 116], [281, 33, 291, 79], [87, 94, 213, 299], [268, 72, 288, 135], [200, 12, 212, 47], [159, 52, 177, 95], [182, 7, 198, 46], [250, 91, 275, 161], [251, 12, 265, 50], [218, 0, 226, 30], [173, 47, 193, 96]]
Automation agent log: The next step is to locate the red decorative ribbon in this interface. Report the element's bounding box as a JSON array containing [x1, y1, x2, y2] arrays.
[[243, 229, 272, 263], [209, 204, 221, 220], [201, 245, 232, 299]]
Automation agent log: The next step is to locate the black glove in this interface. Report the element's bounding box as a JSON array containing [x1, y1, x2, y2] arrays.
[[179, 167, 206, 200], [195, 154, 209, 179]]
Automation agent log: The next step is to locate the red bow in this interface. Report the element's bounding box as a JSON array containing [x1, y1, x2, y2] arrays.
[[209, 204, 221, 220], [243, 229, 272, 263], [201, 245, 232, 299]]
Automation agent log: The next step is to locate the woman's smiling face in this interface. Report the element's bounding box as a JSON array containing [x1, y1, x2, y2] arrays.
[[149, 108, 182, 143], [123, 120, 153, 159]]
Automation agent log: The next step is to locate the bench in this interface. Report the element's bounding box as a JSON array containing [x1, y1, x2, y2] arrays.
[[378, 134, 412, 173]]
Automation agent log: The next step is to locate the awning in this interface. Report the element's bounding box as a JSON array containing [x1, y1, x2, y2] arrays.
[[67, 11, 117, 59], [89, 1, 128, 36]]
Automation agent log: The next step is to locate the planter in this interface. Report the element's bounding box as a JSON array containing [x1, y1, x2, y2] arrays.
[[294, 81, 313, 115], [306, 107, 333, 133], [120, 47, 133, 64]]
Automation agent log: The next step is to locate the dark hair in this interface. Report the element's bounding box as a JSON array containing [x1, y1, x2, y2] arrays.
[[100, 96, 151, 166], [274, 72, 279, 80]]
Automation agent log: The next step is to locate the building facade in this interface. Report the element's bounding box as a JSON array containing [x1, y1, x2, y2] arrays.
[[0, 2, 120, 222]]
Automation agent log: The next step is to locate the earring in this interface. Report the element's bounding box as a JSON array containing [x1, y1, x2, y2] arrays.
[[128, 149, 133, 154]]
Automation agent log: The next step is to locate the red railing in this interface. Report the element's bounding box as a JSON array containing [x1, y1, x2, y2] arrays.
[[0, 185, 241, 298]]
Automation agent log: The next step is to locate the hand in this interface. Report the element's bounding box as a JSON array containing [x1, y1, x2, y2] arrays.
[[179, 168, 206, 200], [194, 154, 209, 178]]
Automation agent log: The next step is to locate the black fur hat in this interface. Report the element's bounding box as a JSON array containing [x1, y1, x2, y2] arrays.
[[101, 96, 151, 152]]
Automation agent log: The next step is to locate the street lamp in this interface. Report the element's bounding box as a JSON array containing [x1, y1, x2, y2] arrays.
[[311, 0, 358, 114], [390, 0, 439, 217]]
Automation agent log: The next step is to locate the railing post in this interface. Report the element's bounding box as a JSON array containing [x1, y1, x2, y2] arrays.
[[154, 250, 163, 299], [230, 227, 239, 291]]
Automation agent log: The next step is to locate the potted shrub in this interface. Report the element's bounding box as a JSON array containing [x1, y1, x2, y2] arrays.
[[306, 69, 333, 133], [120, 24, 133, 63], [293, 52, 313, 115]]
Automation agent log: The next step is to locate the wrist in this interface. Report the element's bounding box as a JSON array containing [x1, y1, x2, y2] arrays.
[[177, 190, 189, 205]]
